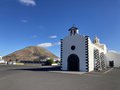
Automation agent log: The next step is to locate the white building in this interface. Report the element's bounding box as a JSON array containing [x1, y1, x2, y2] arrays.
[[61, 26, 120, 72], [0, 56, 2, 60], [0, 56, 6, 64], [105, 52, 120, 68]]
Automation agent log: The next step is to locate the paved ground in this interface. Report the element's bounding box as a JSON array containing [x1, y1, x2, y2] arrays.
[[0, 65, 120, 90]]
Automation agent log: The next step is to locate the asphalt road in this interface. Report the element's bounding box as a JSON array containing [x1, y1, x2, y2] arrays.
[[0, 65, 120, 90]]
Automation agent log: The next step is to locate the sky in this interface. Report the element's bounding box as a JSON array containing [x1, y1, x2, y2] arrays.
[[0, 0, 120, 57]]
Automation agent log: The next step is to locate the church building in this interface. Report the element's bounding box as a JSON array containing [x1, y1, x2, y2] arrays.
[[61, 26, 120, 72]]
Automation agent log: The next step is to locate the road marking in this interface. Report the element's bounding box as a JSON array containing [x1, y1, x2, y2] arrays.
[[49, 71, 86, 75], [103, 68, 113, 74]]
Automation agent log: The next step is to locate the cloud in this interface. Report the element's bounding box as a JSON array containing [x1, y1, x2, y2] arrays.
[[49, 35, 57, 39], [21, 19, 28, 23], [19, 0, 36, 6], [54, 42, 61, 45], [37, 42, 60, 48], [38, 43, 53, 48], [109, 50, 120, 54]]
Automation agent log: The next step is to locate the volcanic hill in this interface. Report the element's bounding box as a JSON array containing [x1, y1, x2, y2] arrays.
[[3, 46, 58, 61]]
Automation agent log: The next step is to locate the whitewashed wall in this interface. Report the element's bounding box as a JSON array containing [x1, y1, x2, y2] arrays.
[[105, 52, 120, 67], [88, 38, 94, 72], [62, 34, 87, 71]]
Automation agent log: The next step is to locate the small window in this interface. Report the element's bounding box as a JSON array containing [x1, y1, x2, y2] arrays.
[[71, 45, 76, 50]]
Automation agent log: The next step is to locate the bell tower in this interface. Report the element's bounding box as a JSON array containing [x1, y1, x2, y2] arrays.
[[93, 36, 100, 44], [69, 26, 79, 36]]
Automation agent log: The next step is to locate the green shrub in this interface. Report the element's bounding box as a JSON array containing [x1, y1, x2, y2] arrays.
[[45, 59, 54, 65]]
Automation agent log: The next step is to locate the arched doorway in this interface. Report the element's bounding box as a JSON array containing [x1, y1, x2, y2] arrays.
[[67, 54, 79, 71]]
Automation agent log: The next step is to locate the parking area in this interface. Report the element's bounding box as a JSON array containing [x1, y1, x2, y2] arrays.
[[0, 65, 120, 90]]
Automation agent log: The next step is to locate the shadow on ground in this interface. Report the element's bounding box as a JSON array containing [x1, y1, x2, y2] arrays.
[[12, 66, 61, 72]]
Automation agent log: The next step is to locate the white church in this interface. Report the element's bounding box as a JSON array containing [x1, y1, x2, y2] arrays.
[[60, 26, 120, 72]]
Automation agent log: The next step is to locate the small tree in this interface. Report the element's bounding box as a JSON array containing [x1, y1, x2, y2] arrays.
[[45, 59, 54, 65]]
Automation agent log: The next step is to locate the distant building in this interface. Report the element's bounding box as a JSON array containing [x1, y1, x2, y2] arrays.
[[105, 52, 120, 68], [61, 26, 120, 72], [0, 56, 2, 60], [0, 56, 7, 64]]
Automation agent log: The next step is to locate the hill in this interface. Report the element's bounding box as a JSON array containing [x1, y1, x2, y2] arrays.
[[3, 46, 58, 62]]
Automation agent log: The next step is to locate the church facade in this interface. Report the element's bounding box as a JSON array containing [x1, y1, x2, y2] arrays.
[[61, 26, 120, 72]]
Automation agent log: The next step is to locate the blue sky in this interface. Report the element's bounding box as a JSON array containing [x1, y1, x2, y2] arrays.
[[0, 0, 120, 57]]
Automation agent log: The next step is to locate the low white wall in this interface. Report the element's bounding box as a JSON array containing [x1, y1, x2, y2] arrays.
[[105, 52, 120, 67]]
